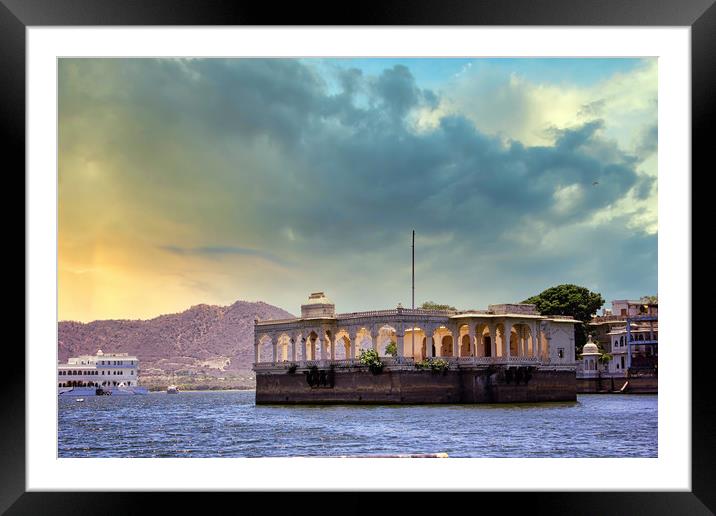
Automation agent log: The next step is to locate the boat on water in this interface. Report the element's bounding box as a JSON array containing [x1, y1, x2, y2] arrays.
[[58, 350, 148, 396], [167, 371, 180, 393], [59, 385, 149, 396]]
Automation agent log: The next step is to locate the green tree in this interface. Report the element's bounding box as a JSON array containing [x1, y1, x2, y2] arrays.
[[420, 301, 456, 311], [358, 349, 384, 374], [523, 284, 604, 352], [385, 340, 398, 357], [598, 352, 613, 365]]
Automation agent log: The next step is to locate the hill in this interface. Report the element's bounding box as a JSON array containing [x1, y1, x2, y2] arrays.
[[58, 300, 294, 390]]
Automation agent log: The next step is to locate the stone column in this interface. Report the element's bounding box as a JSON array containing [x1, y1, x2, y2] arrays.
[[453, 325, 460, 357], [533, 322, 539, 358], [272, 339, 277, 363], [318, 336, 326, 361], [539, 324, 545, 359], [291, 339, 296, 362], [504, 320, 512, 358], [425, 327, 434, 358], [489, 324, 497, 358], [254, 342, 259, 364], [524, 327, 529, 357], [396, 332, 405, 357], [468, 324, 475, 357], [350, 331, 357, 359]]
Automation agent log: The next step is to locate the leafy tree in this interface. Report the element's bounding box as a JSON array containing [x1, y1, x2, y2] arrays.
[[640, 295, 658, 304], [385, 340, 398, 357], [598, 352, 613, 365], [359, 349, 384, 374], [523, 284, 604, 351], [420, 301, 456, 311]]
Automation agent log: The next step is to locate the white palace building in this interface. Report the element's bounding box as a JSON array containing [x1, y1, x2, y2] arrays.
[[253, 292, 578, 404], [58, 349, 147, 395], [254, 292, 577, 368]]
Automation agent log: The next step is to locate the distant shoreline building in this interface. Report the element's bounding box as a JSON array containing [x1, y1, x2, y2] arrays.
[[58, 349, 140, 389], [577, 298, 658, 393], [252, 292, 578, 404]]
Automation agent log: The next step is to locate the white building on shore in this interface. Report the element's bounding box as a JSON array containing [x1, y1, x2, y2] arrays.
[[58, 349, 140, 389], [586, 298, 658, 376]]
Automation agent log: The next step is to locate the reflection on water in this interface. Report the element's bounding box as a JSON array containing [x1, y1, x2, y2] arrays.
[[58, 391, 657, 458]]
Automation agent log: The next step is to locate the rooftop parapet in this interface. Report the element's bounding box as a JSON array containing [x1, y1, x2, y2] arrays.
[[488, 303, 539, 315]]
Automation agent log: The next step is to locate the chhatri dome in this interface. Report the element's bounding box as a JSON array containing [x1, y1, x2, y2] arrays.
[[582, 335, 600, 356], [300, 292, 336, 318], [581, 335, 601, 373]]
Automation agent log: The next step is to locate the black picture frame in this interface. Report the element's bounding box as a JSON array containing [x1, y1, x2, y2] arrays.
[[4, 0, 709, 513]]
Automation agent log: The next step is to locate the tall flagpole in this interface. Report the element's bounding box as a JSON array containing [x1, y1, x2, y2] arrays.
[[412, 230, 415, 357], [412, 230, 415, 310]]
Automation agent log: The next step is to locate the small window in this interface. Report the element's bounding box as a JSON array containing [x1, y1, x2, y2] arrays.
[[558, 348, 564, 359]]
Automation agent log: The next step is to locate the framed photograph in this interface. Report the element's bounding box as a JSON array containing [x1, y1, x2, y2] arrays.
[[8, 0, 709, 512]]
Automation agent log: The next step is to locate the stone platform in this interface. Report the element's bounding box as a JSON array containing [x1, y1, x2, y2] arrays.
[[255, 364, 576, 404]]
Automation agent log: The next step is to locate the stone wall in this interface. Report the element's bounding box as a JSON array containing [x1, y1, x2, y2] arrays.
[[576, 375, 657, 394], [255, 367, 576, 404]]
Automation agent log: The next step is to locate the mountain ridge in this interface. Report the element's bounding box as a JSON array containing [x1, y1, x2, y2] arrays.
[[58, 299, 295, 389]]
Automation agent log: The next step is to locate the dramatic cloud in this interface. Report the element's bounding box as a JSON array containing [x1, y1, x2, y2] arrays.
[[59, 58, 657, 321]]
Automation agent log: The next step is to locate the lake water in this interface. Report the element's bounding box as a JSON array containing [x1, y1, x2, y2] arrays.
[[58, 391, 657, 458]]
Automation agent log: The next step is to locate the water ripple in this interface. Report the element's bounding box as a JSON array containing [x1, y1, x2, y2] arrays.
[[58, 391, 657, 458]]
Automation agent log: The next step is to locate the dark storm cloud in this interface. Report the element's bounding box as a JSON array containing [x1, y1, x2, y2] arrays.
[[59, 58, 657, 310]]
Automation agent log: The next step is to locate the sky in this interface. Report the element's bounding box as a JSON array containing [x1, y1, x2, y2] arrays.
[[58, 58, 657, 322]]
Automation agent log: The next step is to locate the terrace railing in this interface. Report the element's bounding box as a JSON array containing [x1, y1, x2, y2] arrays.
[[255, 355, 543, 370]]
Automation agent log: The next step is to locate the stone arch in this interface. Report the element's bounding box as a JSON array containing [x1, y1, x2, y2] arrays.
[[355, 327, 375, 354], [433, 325, 453, 357], [335, 329, 352, 359], [403, 324, 424, 359], [440, 334, 453, 357], [258, 334, 273, 362], [376, 324, 397, 356], [306, 330, 319, 360], [454, 323, 467, 357], [277, 333, 292, 362], [457, 334, 468, 356], [475, 322, 490, 357], [512, 323, 534, 357]]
